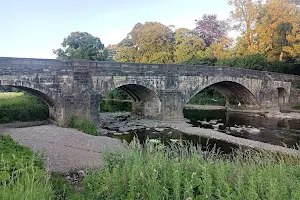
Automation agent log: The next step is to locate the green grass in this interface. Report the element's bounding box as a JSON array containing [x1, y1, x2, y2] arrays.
[[0, 92, 49, 123], [81, 139, 300, 200], [0, 92, 23, 99], [0, 135, 53, 199], [67, 116, 98, 136], [2, 135, 300, 199]]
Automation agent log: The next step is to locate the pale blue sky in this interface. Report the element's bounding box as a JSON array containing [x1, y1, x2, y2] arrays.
[[0, 0, 233, 58]]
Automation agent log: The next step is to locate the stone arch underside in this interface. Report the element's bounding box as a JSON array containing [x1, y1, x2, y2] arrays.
[[188, 81, 260, 108], [107, 84, 162, 118]]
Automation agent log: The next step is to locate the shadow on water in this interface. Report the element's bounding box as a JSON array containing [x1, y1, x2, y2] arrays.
[[113, 128, 238, 154], [183, 108, 300, 148]]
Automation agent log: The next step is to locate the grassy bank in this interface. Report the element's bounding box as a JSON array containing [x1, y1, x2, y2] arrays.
[[0, 135, 53, 199], [2, 135, 300, 199], [0, 92, 49, 123], [82, 140, 300, 200]]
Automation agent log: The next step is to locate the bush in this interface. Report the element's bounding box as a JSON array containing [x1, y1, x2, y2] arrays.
[[183, 57, 217, 66], [216, 53, 299, 74], [217, 53, 269, 71], [67, 116, 98, 136]]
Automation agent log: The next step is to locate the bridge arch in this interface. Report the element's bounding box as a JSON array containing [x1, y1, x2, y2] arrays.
[[101, 83, 162, 118], [186, 81, 260, 108], [0, 81, 64, 124]]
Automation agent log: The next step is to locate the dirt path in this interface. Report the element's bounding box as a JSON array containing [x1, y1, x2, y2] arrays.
[[1, 125, 122, 173]]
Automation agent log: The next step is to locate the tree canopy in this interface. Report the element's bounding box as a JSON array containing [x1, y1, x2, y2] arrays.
[[55, 0, 299, 71], [53, 32, 108, 61]]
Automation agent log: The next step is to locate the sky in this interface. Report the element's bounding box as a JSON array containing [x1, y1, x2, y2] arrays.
[[0, 0, 234, 59]]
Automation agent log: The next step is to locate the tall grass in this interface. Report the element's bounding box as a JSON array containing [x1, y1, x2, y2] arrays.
[[0, 135, 53, 199], [82, 139, 300, 200], [68, 116, 98, 136], [0, 92, 49, 123]]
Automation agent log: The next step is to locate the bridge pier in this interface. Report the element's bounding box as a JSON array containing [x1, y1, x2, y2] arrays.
[[160, 91, 184, 121], [52, 92, 101, 126]]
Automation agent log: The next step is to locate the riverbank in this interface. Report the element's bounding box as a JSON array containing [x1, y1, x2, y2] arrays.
[[2, 132, 300, 199], [2, 125, 122, 172]]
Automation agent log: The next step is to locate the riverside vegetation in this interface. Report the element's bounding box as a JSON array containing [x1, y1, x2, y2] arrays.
[[2, 136, 300, 200], [0, 92, 49, 124]]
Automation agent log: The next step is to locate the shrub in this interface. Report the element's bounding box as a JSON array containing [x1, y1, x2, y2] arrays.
[[217, 53, 269, 71], [183, 57, 217, 66], [67, 116, 98, 136]]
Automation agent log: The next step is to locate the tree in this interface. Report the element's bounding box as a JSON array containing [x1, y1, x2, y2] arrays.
[[283, 24, 300, 62], [254, 0, 300, 60], [105, 44, 118, 61], [195, 14, 228, 46], [115, 22, 174, 63], [228, 0, 263, 50], [228, 0, 300, 61], [173, 28, 206, 63], [53, 32, 108, 61]]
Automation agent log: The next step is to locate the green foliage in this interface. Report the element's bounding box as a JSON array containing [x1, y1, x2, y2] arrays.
[[183, 57, 217, 66], [292, 105, 300, 110], [53, 31, 108, 61], [173, 28, 207, 63], [67, 116, 98, 136], [81, 139, 300, 199], [100, 88, 132, 112], [50, 172, 79, 200], [216, 53, 298, 73], [0, 93, 49, 124], [217, 54, 269, 70], [188, 88, 226, 105], [0, 135, 53, 199], [115, 22, 174, 63]]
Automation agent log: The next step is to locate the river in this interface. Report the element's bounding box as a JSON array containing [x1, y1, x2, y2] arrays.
[[184, 109, 300, 148], [112, 109, 300, 150]]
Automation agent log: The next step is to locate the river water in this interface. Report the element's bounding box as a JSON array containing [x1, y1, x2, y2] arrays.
[[113, 109, 300, 150], [183, 109, 300, 148]]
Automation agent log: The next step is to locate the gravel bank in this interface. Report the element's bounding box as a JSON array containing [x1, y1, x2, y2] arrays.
[[2, 125, 122, 173]]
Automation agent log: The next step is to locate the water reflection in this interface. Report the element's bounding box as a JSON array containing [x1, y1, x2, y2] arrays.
[[183, 109, 300, 148], [113, 128, 238, 154]]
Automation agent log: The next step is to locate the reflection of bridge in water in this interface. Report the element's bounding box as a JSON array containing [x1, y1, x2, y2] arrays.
[[1, 56, 300, 125]]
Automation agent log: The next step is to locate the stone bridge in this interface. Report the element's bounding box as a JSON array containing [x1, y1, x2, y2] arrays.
[[1, 57, 300, 125]]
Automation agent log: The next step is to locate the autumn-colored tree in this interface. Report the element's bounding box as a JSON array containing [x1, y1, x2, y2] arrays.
[[105, 44, 118, 61], [255, 0, 300, 60], [115, 22, 174, 63], [228, 0, 300, 61], [228, 0, 263, 50], [283, 24, 300, 62]]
